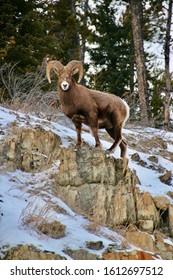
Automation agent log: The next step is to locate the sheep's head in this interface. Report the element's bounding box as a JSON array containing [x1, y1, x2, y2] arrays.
[[46, 60, 83, 91]]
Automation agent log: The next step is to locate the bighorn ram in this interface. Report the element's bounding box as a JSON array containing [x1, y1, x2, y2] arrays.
[[46, 60, 129, 158]]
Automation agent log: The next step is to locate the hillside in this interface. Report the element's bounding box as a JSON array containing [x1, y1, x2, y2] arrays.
[[0, 105, 173, 260]]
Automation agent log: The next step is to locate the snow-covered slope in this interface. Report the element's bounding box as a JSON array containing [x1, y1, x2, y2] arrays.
[[0, 106, 173, 259]]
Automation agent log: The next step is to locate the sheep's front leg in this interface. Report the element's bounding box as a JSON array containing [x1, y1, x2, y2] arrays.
[[87, 114, 101, 147], [76, 125, 82, 146], [72, 116, 82, 146]]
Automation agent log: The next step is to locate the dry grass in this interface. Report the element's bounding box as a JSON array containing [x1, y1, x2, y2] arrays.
[[20, 199, 66, 238], [85, 220, 101, 234], [20, 198, 52, 225], [38, 221, 66, 239], [19, 176, 68, 239], [0, 61, 60, 117]]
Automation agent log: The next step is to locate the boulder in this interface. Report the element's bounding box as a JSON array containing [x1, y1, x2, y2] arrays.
[[159, 171, 172, 185], [154, 196, 170, 211], [102, 250, 157, 260], [133, 190, 159, 232], [167, 191, 173, 199], [64, 249, 98, 260], [155, 235, 173, 260], [86, 241, 104, 250], [125, 230, 155, 252], [148, 156, 158, 163]]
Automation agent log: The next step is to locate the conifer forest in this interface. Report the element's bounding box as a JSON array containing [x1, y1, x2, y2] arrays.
[[0, 0, 173, 128]]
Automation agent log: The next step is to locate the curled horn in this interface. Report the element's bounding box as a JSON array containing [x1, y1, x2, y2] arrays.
[[46, 60, 64, 83], [66, 60, 83, 83]]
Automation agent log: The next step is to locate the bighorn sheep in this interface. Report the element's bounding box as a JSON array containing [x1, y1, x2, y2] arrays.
[[46, 60, 129, 158]]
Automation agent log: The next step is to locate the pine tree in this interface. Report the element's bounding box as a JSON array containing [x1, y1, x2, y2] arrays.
[[0, 0, 81, 72], [87, 0, 133, 96], [46, 0, 81, 64], [143, 0, 173, 127], [0, 0, 48, 71]]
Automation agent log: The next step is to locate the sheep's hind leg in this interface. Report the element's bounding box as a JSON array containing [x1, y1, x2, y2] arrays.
[[119, 139, 127, 158], [106, 128, 120, 151], [73, 122, 82, 146], [106, 127, 125, 157]]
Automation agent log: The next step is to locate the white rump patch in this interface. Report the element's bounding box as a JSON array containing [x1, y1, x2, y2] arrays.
[[122, 99, 130, 127]]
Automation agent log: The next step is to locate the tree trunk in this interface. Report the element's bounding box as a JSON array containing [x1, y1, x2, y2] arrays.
[[164, 0, 172, 130], [130, 0, 150, 124], [130, 38, 135, 94], [79, 0, 89, 65]]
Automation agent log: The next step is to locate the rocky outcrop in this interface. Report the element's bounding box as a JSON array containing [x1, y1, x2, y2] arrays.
[[125, 230, 155, 252], [1, 126, 173, 259], [54, 146, 138, 227], [2, 244, 158, 260], [155, 234, 173, 260], [1, 126, 61, 171], [134, 190, 159, 232], [102, 250, 156, 260], [3, 245, 66, 260], [1, 126, 173, 234], [117, 224, 173, 260], [64, 249, 98, 260], [53, 145, 173, 235], [3, 232, 173, 260]]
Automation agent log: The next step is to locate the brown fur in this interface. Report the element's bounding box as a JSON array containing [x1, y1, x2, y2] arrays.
[[46, 60, 129, 158]]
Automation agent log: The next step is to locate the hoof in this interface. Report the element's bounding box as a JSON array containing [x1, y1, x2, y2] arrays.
[[76, 141, 83, 147], [95, 141, 101, 147], [107, 147, 115, 153], [95, 143, 101, 149]]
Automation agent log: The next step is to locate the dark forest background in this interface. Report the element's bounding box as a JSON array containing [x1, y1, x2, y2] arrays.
[[0, 0, 173, 128]]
